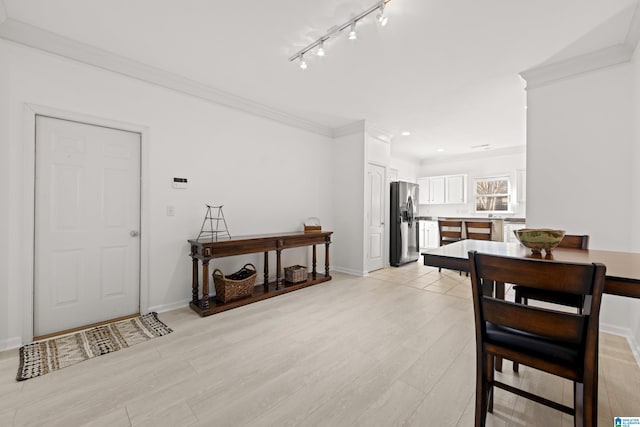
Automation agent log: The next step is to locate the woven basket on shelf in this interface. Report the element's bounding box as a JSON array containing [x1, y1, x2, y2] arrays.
[[284, 265, 307, 284], [213, 263, 256, 303]]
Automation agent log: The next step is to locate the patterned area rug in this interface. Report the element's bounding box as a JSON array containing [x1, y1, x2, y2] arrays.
[[16, 312, 172, 381]]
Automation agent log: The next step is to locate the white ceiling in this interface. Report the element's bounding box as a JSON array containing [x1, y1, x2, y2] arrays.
[[1, 0, 638, 160]]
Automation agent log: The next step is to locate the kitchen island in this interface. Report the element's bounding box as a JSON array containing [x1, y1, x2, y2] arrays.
[[415, 216, 526, 244]]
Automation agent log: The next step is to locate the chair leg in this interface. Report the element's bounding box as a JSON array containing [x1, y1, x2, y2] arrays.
[[475, 352, 490, 427], [574, 382, 585, 427], [512, 290, 524, 373], [487, 355, 495, 414], [574, 376, 598, 427]]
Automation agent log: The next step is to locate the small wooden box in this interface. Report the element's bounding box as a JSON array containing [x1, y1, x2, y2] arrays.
[[285, 265, 308, 283], [304, 225, 322, 233]]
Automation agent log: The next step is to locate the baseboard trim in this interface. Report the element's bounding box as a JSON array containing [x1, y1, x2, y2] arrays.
[[331, 266, 366, 276], [0, 336, 22, 352], [147, 299, 190, 314], [600, 322, 640, 369]]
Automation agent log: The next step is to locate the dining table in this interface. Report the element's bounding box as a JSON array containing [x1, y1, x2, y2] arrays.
[[421, 239, 640, 299], [422, 239, 640, 372]]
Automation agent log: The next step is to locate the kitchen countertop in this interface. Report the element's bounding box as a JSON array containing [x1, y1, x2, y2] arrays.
[[415, 216, 526, 223]]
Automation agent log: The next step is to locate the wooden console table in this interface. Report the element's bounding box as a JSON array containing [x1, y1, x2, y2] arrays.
[[188, 231, 333, 317]]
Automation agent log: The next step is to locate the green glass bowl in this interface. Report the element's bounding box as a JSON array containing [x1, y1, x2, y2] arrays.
[[514, 228, 566, 254]]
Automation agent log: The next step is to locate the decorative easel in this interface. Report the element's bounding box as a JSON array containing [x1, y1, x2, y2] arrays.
[[197, 205, 231, 241]]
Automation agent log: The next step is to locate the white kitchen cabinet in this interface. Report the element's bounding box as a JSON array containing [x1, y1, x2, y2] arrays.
[[417, 175, 467, 204], [417, 177, 429, 205], [446, 175, 467, 204], [419, 220, 439, 249], [426, 220, 439, 247], [429, 177, 445, 204]]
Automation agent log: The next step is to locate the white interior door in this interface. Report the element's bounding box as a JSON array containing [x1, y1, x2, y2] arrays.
[[35, 116, 141, 337], [366, 163, 385, 272]]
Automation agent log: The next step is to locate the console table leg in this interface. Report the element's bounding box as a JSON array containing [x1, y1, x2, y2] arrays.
[[325, 241, 331, 277], [191, 254, 199, 304], [312, 245, 317, 279], [201, 260, 210, 310], [276, 249, 282, 290], [264, 251, 269, 293]]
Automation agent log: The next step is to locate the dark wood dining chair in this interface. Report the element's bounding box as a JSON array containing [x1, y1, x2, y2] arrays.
[[468, 251, 605, 427], [438, 220, 463, 245], [513, 235, 589, 310], [438, 220, 463, 272], [465, 221, 492, 241], [511, 234, 590, 372]]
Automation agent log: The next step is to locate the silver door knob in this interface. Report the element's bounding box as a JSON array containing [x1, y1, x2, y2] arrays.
[[130, 231, 140, 237]]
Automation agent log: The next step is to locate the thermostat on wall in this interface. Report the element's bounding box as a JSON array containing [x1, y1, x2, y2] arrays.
[[172, 177, 188, 189]]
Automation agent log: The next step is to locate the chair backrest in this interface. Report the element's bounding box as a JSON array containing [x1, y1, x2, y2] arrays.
[[438, 220, 463, 246], [465, 221, 492, 241], [468, 251, 606, 379], [559, 234, 590, 250]]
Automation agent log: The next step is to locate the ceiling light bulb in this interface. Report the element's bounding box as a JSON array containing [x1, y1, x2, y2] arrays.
[[299, 55, 307, 70], [401, 131, 411, 136], [348, 22, 357, 40], [317, 40, 325, 57], [377, 3, 388, 26]]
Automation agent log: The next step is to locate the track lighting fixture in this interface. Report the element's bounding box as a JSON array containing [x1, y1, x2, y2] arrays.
[[289, 0, 392, 69], [377, 2, 388, 26], [348, 22, 358, 40]]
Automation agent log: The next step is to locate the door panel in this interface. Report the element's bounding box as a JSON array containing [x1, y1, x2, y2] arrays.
[[366, 163, 385, 272], [35, 116, 141, 336]]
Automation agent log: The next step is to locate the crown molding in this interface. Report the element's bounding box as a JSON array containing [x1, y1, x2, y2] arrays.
[[0, 18, 334, 137], [520, 44, 633, 90], [624, 2, 640, 51], [0, 1, 7, 25], [332, 120, 393, 143], [365, 122, 393, 143], [332, 120, 365, 138]]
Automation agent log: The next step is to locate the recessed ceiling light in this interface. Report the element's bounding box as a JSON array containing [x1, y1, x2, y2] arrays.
[[401, 131, 411, 136], [437, 148, 445, 152]]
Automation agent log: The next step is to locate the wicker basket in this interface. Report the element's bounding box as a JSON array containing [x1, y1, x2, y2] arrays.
[[213, 263, 256, 303], [284, 265, 308, 284]]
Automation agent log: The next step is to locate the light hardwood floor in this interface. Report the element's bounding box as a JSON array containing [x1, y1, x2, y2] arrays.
[[1, 263, 639, 426]]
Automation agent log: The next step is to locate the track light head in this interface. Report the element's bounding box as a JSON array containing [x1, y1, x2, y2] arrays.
[[348, 22, 357, 40], [299, 54, 307, 69], [377, 4, 388, 26], [317, 40, 325, 56]]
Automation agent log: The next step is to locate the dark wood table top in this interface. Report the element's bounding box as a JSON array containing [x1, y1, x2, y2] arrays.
[[421, 239, 640, 298]]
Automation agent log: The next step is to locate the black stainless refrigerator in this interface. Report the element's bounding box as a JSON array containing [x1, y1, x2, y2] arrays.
[[390, 181, 420, 266]]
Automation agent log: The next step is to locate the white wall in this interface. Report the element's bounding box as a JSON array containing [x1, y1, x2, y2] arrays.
[[390, 156, 419, 183], [417, 148, 526, 218], [0, 42, 11, 349], [332, 132, 365, 275], [525, 58, 639, 354], [0, 39, 335, 348], [631, 47, 640, 351], [527, 65, 633, 250]]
